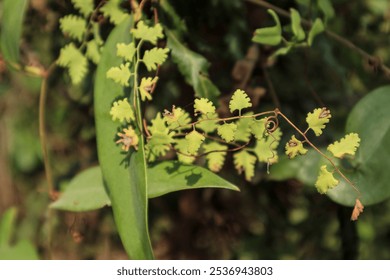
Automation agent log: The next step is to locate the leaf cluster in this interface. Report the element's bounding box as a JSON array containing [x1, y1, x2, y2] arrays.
[[252, 8, 325, 58], [57, 0, 130, 84]]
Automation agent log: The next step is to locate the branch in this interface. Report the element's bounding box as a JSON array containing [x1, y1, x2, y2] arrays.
[[245, 0, 390, 79]]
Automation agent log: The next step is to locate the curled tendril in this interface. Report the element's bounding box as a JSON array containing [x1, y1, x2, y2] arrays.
[[265, 114, 279, 134]]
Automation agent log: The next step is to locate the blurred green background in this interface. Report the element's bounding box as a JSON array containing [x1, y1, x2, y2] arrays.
[[0, 0, 390, 259]]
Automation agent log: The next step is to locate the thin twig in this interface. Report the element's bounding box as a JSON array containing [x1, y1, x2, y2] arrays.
[[245, 0, 390, 79], [39, 63, 57, 199]]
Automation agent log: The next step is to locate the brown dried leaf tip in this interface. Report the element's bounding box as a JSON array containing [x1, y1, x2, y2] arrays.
[[351, 198, 364, 221]]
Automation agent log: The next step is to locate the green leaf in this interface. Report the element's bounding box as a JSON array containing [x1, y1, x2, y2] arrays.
[[48, 160, 239, 202], [254, 137, 279, 163], [217, 123, 237, 143], [307, 18, 325, 46], [290, 8, 306, 41], [306, 107, 331, 136], [146, 133, 174, 162], [116, 42, 136, 61], [59, 15, 87, 41], [194, 98, 216, 115], [327, 133, 361, 158], [57, 43, 88, 85], [234, 115, 254, 142], [148, 161, 239, 198], [131, 21, 164, 45], [106, 63, 131, 87], [164, 107, 192, 130], [139, 77, 158, 101], [185, 130, 205, 155], [166, 29, 220, 102], [149, 113, 168, 134], [146, 114, 174, 161], [272, 45, 293, 57], [0, 207, 17, 247], [317, 0, 335, 21], [195, 113, 218, 134], [315, 165, 339, 194], [100, 0, 129, 25], [0, 0, 28, 65], [203, 142, 228, 172], [174, 139, 196, 164], [234, 150, 257, 181], [285, 135, 308, 159], [328, 86, 390, 206], [252, 9, 282, 46], [50, 166, 111, 211], [86, 40, 101, 64], [142, 47, 170, 71], [250, 118, 267, 140], [71, 0, 94, 17], [94, 17, 153, 259], [110, 98, 135, 123], [229, 89, 252, 114]]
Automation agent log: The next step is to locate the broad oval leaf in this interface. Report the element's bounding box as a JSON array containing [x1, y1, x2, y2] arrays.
[[52, 162, 239, 204], [0, 0, 28, 66], [328, 86, 390, 206], [148, 161, 239, 198], [94, 17, 153, 259], [50, 166, 111, 212]]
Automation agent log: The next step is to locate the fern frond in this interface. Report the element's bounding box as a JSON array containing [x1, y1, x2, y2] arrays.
[[131, 21, 164, 45], [59, 15, 87, 42], [203, 142, 227, 172], [57, 43, 88, 85], [106, 63, 131, 86], [100, 0, 129, 25], [116, 42, 136, 62], [71, 0, 94, 17], [110, 98, 135, 123], [142, 47, 170, 71], [234, 150, 257, 181], [86, 39, 101, 64]]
